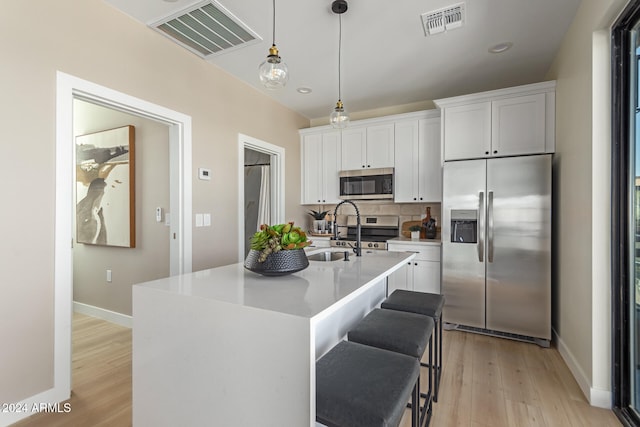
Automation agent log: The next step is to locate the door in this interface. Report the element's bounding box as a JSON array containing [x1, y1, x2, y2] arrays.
[[321, 131, 341, 203], [393, 119, 419, 202], [491, 94, 546, 157], [442, 159, 486, 328], [418, 117, 442, 201], [366, 123, 395, 168], [485, 155, 551, 339], [443, 102, 491, 161], [301, 133, 323, 204], [341, 127, 366, 170], [612, 6, 640, 421]]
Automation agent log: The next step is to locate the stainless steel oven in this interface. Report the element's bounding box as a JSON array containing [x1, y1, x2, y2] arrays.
[[339, 168, 393, 200], [330, 215, 399, 250]]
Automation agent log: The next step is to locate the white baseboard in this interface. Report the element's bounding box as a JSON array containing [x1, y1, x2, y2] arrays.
[[73, 301, 132, 328], [553, 328, 612, 409]]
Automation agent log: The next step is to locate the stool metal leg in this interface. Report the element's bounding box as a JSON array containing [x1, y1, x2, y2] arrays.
[[411, 381, 419, 427], [420, 334, 433, 427], [419, 315, 442, 403]]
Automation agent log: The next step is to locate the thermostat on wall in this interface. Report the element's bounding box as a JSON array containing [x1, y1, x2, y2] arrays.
[[198, 168, 211, 180]]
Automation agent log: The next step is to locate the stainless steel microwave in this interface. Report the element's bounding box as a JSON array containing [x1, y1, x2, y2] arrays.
[[339, 168, 394, 200]]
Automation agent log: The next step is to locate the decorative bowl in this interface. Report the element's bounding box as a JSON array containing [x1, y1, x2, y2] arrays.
[[244, 249, 309, 276]]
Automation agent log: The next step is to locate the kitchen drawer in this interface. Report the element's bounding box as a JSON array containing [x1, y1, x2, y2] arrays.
[[387, 243, 440, 262]]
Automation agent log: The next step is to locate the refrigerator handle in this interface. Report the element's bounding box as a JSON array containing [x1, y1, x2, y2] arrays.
[[488, 191, 494, 263], [478, 191, 485, 262]]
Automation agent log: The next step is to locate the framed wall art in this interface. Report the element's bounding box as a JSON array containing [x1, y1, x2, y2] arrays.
[[75, 125, 135, 248]]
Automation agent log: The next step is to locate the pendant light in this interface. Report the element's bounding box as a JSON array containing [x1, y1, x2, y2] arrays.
[[329, 0, 349, 128], [258, 0, 288, 89]]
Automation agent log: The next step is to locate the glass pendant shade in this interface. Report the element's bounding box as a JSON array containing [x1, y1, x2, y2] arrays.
[[259, 45, 288, 89], [330, 100, 349, 129]]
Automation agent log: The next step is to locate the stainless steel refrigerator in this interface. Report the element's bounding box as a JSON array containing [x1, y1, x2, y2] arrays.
[[442, 154, 551, 345]]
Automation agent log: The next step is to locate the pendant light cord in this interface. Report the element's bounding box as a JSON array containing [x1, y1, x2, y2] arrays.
[[272, 0, 277, 46], [338, 14, 342, 101]]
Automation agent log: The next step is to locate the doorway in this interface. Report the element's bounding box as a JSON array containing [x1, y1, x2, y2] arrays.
[[238, 134, 285, 261], [54, 72, 193, 403], [244, 148, 271, 257]]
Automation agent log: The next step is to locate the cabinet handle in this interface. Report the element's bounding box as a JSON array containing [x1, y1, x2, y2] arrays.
[[413, 197, 417, 201], [493, 150, 498, 154], [419, 197, 423, 200], [362, 165, 365, 168], [367, 165, 371, 168], [485, 151, 489, 155]]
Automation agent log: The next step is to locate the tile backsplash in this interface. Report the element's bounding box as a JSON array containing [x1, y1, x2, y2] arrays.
[[305, 202, 441, 232]]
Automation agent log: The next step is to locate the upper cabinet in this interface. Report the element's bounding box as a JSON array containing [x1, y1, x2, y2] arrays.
[[341, 123, 395, 170], [435, 81, 556, 161], [300, 111, 439, 205], [300, 130, 341, 204], [394, 112, 441, 203]]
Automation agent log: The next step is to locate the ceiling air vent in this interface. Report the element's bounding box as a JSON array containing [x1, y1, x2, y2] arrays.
[[151, 0, 261, 58], [420, 2, 465, 36]]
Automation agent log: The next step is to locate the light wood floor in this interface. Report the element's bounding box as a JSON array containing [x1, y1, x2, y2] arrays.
[[400, 329, 621, 427], [13, 313, 132, 427], [14, 313, 620, 427]]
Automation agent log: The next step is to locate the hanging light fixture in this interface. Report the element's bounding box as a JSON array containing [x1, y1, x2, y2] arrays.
[[329, 0, 349, 128], [258, 0, 288, 89]]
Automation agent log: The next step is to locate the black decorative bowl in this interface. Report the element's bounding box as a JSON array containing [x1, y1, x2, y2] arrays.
[[244, 249, 310, 276]]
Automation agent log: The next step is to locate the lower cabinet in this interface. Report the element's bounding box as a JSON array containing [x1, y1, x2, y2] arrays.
[[387, 242, 441, 294]]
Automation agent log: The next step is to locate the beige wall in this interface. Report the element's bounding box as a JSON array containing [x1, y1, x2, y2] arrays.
[[545, 0, 627, 401], [0, 0, 308, 406], [73, 100, 171, 316]]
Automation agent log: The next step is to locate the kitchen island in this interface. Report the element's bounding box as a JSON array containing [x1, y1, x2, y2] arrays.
[[132, 249, 415, 427]]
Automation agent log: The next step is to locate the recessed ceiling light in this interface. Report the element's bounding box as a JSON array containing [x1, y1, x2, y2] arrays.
[[297, 87, 312, 94], [488, 42, 513, 54]]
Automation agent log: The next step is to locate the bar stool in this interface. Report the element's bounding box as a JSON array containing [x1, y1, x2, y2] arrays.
[[316, 340, 420, 427], [348, 308, 435, 427], [381, 290, 445, 402]]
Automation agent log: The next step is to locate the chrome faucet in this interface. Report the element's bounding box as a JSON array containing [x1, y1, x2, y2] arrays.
[[332, 200, 362, 256]]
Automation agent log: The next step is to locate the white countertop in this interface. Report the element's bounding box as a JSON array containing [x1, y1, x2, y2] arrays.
[[134, 249, 415, 320]]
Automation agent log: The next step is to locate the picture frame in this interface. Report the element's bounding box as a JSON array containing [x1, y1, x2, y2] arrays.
[[75, 125, 135, 248]]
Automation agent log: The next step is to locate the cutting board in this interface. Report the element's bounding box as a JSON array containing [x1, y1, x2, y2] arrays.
[[400, 220, 422, 238]]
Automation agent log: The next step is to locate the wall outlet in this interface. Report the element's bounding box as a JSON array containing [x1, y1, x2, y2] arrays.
[[106, 269, 112, 283]]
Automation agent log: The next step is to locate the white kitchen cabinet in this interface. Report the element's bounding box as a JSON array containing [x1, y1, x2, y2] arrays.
[[341, 123, 394, 170], [394, 115, 441, 203], [300, 131, 341, 204], [435, 81, 555, 161], [387, 241, 441, 294], [442, 102, 491, 161], [491, 93, 546, 157]]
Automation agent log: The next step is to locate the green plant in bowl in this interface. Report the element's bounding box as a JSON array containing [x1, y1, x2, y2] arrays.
[[250, 222, 311, 262], [408, 225, 422, 232]]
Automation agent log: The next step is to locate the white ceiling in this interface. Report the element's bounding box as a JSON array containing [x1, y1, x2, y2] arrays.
[[103, 0, 581, 120]]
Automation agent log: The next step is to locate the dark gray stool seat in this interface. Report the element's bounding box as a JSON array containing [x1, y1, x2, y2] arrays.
[[348, 308, 435, 427], [382, 290, 445, 402], [316, 340, 419, 427], [348, 308, 434, 358]]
